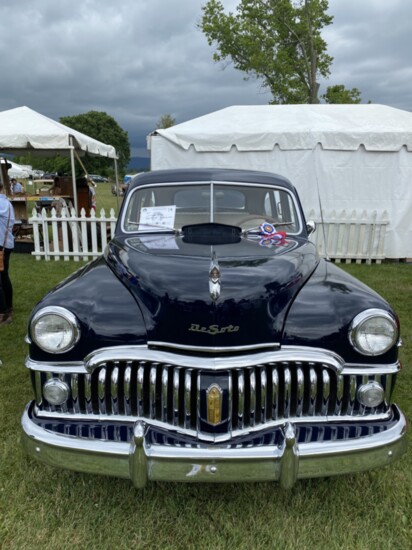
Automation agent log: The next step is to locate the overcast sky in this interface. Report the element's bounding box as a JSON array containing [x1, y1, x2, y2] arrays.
[[1, 0, 411, 158]]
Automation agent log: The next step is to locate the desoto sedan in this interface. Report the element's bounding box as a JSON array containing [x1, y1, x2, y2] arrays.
[[22, 168, 407, 488]]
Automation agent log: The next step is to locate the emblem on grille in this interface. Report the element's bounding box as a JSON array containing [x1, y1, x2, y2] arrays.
[[206, 383, 223, 425]]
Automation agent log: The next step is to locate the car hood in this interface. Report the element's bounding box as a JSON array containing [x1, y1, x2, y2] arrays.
[[106, 233, 318, 349]]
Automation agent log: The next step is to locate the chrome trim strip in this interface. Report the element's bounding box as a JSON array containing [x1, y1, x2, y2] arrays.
[[84, 346, 345, 373], [26, 357, 87, 374], [25, 348, 401, 376], [148, 341, 280, 353], [343, 364, 400, 375]]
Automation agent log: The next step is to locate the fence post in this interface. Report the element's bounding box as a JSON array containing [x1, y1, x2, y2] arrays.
[[69, 207, 80, 262], [31, 208, 42, 260], [50, 207, 60, 261], [61, 207, 70, 261]]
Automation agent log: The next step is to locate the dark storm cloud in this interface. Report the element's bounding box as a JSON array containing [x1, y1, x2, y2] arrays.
[[0, 0, 411, 155]]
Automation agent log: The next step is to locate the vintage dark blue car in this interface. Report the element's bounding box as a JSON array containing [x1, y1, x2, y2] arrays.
[[22, 168, 407, 488]]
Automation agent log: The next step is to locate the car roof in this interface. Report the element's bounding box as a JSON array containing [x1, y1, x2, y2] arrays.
[[129, 168, 295, 192]]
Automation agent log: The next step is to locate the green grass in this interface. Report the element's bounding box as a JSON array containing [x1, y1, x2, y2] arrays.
[[94, 180, 122, 214], [0, 259, 410, 549]]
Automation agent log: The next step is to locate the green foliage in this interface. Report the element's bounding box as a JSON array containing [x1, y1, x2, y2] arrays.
[[156, 114, 176, 129], [200, 0, 334, 104], [12, 153, 68, 175], [322, 84, 362, 104], [60, 111, 130, 175]]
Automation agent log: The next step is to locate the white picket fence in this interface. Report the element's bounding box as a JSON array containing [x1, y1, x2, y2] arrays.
[[29, 207, 117, 261], [308, 209, 389, 263], [29, 208, 389, 263]]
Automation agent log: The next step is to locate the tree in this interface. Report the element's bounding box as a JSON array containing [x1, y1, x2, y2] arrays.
[[322, 84, 362, 104], [156, 114, 176, 129], [60, 111, 130, 175], [200, 0, 333, 104]]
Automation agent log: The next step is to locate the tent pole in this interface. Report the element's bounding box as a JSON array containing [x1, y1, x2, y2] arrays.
[[69, 140, 78, 214], [74, 150, 88, 176]]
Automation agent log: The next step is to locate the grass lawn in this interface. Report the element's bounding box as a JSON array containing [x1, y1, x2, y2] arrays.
[[0, 253, 410, 548]]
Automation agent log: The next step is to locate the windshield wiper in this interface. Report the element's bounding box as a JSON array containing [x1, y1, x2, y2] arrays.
[[242, 221, 295, 235], [127, 222, 178, 233]]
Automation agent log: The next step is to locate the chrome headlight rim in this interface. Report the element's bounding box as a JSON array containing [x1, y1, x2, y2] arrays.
[[30, 306, 80, 354], [349, 308, 398, 357]]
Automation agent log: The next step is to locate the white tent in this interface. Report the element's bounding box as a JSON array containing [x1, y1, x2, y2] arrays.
[[0, 106, 118, 211], [149, 104, 412, 259]]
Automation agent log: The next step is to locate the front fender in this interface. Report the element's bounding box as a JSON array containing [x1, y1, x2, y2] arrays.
[[28, 257, 147, 361], [282, 260, 398, 364]]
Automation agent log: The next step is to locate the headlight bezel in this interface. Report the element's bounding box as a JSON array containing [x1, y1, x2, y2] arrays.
[[349, 308, 398, 357], [30, 306, 80, 354]]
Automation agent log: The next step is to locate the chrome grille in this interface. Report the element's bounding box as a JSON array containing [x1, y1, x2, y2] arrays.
[[33, 358, 394, 432]]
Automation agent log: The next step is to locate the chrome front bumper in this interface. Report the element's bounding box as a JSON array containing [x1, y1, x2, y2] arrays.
[[22, 404, 407, 489]]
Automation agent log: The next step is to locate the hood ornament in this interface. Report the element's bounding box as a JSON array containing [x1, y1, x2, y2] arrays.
[[209, 252, 221, 301]]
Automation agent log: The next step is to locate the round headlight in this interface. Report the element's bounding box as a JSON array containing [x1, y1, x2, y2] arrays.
[[30, 306, 80, 354], [349, 309, 398, 356]]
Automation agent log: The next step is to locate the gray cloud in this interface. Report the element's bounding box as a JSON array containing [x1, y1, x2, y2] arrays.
[[1, 0, 411, 156]]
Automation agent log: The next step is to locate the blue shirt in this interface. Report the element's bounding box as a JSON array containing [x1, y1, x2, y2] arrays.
[[0, 193, 15, 249], [13, 181, 24, 193]]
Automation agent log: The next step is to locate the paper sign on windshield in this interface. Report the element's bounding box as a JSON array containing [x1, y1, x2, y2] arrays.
[[140, 205, 176, 228]]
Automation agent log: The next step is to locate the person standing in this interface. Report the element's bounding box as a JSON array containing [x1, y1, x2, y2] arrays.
[[11, 178, 24, 194], [0, 180, 15, 325]]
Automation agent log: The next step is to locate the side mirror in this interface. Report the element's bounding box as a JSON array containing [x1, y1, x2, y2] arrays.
[[306, 221, 316, 235]]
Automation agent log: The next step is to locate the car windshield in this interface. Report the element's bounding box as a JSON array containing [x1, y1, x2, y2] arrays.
[[122, 182, 301, 234]]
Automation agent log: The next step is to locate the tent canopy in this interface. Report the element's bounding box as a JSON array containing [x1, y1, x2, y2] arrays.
[[154, 104, 412, 152], [150, 104, 412, 259], [0, 106, 117, 158], [0, 106, 119, 213]]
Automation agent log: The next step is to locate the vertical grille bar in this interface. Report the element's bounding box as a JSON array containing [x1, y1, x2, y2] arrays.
[[249, 368, 256, 427], [137, 362, 144, 416], [111, 367, 119, 415], [272, 367, 279, 420], [260, 368, 267, 424], [98, 369, 106, 414], [161, 366, 169, 422], [149, 366, 157, 419], [322, 369, 330, 414], [84, 372, 92, 413], [173, 368, 180, 426], [124, 365, 131, 415], [237, 370, 245, 430], [308, 367, 317, 416], [335, 373, 344, 415], [71, 373, 79, 413], [347, 375, 357, 414], [184, 370, 192, 429], [296, 367, 304, 416], [284, 367, 291, 418]]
